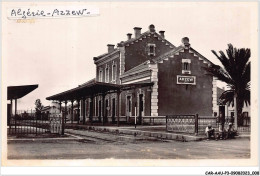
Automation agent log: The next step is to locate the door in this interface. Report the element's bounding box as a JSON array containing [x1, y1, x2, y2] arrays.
[[112, 98, 116, 123], [89, 100, 93, 122], [139, 94, 144, 124], [105, 99, 109, 122], [98, 100, 102, 122], [219, 106, 225, 124], [126, 96, 131, 117], [7, 104, 11, 126]]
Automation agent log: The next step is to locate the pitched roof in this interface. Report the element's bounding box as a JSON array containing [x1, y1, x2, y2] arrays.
[[7, 84, 38, 100], [121, 45, 213, 78], [117, 30, 175, 48], [120, 60, 151, 78], [93, 49, 119, 61], [152, 45, 213, 65], [189, 47, 213, 65], [94, 29, 175, 62], [46, 80, 121, 101], [153, 46, 184, 63], [79, 78, 96, 86]]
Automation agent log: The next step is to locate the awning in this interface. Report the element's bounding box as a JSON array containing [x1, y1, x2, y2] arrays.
[[7, 84, 38, 100], [46, 79, 153, 101]]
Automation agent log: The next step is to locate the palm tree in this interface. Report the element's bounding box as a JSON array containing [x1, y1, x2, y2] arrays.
[[204, 44, 250, 129]]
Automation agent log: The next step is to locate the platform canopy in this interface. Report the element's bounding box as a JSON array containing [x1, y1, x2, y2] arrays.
[[7, 84, 38, 100], [46, 79, 153, 102]]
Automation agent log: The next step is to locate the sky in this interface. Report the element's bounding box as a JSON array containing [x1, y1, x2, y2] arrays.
[[2, 2, 257, 111]]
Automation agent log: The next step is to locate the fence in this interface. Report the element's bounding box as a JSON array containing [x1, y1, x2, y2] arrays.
[[166, 115, 250, 135], [166, 115, 197, 134], [8, 113, 62, 135]]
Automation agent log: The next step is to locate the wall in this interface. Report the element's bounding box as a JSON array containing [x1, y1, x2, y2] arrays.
[[120, 87, 151, 117], [158, 49, 213, 116], [95, 53, 120, 84], [124, 34, 173, 72]]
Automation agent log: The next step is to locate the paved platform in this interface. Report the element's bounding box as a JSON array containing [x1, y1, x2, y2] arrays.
[[65, 123, 250, 142], [65, 124, 207, 142]]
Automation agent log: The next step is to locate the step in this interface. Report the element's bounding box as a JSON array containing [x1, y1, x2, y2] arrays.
[[66, 125, 204, 142]]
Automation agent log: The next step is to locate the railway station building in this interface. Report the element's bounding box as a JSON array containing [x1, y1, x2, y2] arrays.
[[46, 24, 216, 125]]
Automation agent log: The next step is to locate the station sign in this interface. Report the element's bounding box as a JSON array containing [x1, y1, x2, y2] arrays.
[[177, 75, 196, 85]]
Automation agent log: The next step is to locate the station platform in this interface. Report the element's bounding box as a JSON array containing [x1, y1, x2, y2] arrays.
[[65, 123, 209, 142]]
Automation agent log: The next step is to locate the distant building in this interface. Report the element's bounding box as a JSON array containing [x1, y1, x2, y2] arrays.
[[41, 101, 61, 117], [216, 87, 250, 125]]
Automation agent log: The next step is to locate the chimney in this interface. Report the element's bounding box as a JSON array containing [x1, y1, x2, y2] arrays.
[[181, 37, 190, 48], [127, 33, 132, 40], [107, 44, 115, 53], [133, 27, 142, 38], [149, 24, 155, 32], [159, 31, 165, 39]]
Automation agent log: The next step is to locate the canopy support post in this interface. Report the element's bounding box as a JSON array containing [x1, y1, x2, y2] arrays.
[[71, 100, 74, 124], [90, 95, 94, 125], [77, 99, 80, 124], [59, 101, 62, 113], [102, 93, 105, 126], [14, 98, 17, 133], [117, 90, 120, 127], [82, 97, 86, 125]]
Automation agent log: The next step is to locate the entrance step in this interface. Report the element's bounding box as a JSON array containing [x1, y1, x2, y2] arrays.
[[65, 125, 205, 142]]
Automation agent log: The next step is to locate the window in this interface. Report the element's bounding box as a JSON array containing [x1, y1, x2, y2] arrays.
[[182, 59, 191, 74], [243, 112, 248, 118], [112, 63, 117, 82], [99, 70, 103, 82], [147, 43, 156, 56], [85, 99, 88, 116], [105, 65, 109, 83], [184, 62, 189, 70], [139, 94, 144, 116], [126, 95, 132, 116], [127, 96, 131, 113]]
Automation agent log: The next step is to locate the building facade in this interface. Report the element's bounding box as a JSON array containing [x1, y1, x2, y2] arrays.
[[74, 24, 216, 124], [216, 87, 251, 126]]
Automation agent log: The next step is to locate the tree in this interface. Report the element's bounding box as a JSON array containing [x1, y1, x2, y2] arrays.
[[204, 44, 250, 129], [35, 99, 44, 119]]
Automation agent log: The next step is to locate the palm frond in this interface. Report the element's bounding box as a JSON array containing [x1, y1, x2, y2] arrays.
[[219, 90, 234, 106], [203, 64, 234, 85], [206, 44, 251, 112], [241, 62, 251, 88]]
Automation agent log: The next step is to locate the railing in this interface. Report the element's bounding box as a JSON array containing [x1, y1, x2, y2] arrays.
[[8, 113, 62, 135], [166, 115, 250, 135], [197, 116, 217, 134], [166, 115, 196, 134]]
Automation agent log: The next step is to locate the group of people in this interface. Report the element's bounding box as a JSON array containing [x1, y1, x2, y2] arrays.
[[205, 122, 237, 141]]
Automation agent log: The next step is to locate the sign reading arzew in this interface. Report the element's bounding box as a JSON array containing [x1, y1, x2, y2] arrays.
[[177, 75, 196, 85]]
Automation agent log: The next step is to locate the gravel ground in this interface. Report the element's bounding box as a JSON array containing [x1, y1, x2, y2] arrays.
[[7, 130, 250, 159]]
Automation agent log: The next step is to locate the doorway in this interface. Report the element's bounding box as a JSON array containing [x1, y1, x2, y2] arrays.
[[219, 106, 225, 125], [112, 98, 116, 123], [98, 100, 102, 122], [105, 99, 109, 123], [126, 96, 131, 122], [89, 100, 93, 122], [138, 94, 144, 125]]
